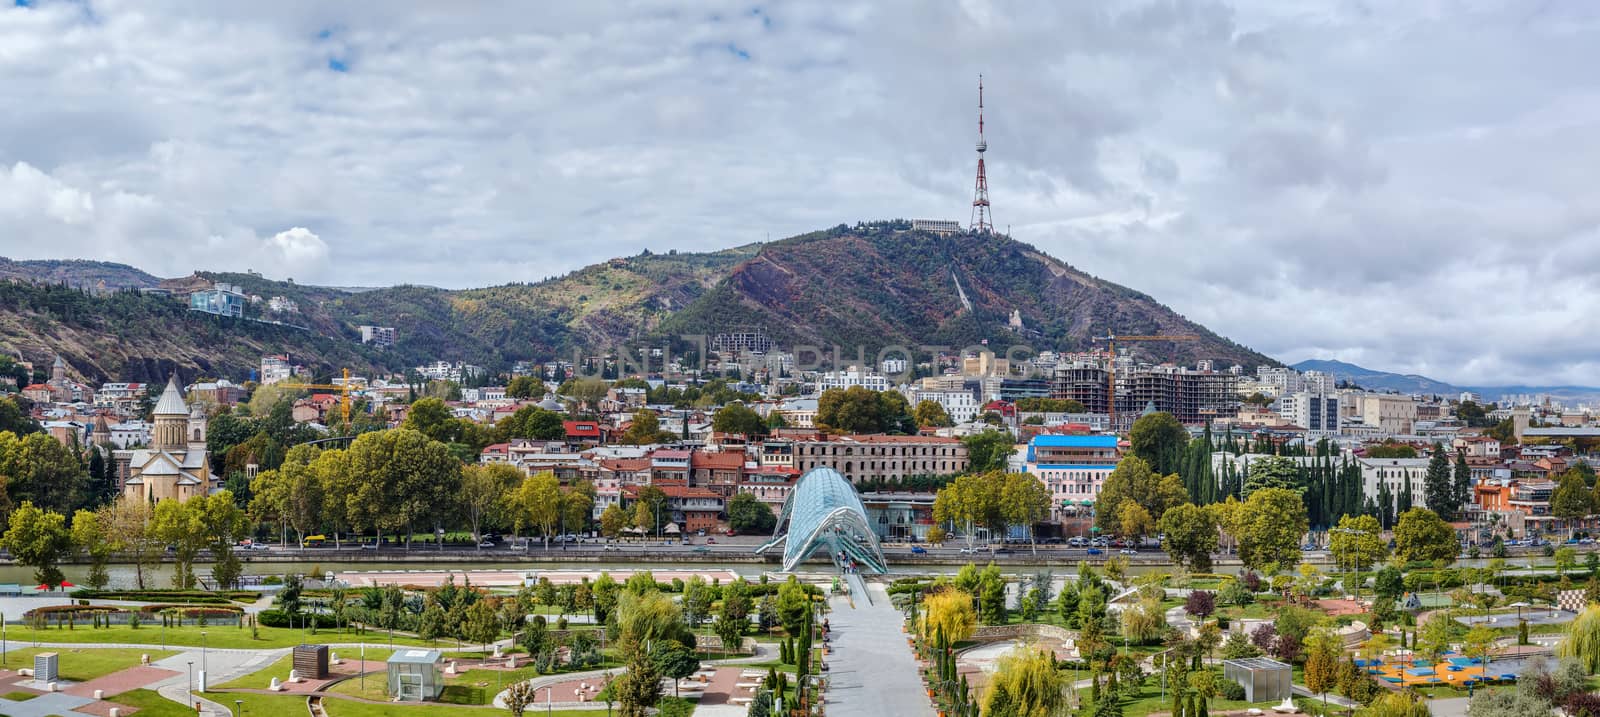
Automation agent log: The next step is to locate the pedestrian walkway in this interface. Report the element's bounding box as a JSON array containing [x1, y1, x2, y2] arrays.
[[824, 582, 934, 717]]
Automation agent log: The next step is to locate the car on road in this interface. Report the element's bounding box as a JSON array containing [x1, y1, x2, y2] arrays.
[[477, 540, 496, 548], [359, 543, 377, 551], [1119, 548, 1137, 555], [249, 542, 271, 551], [691, 546, 711, 554], [705, 538, 716, 544], [1086, 548, 1103, 555], [993, 547, 1013, 555], [910, 546, 927, 554]]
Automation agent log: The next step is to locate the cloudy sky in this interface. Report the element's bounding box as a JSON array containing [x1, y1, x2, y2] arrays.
[[2, 1, 1598, 386]]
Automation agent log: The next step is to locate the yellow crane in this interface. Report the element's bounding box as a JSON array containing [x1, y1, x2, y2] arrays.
[[1092, 334, 1198, 429], [275, 368, 356, 425]]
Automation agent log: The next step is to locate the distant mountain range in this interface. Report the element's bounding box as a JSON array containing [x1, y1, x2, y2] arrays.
[[0, 222, 1275, 383], [1291, 359, 1600, 404]]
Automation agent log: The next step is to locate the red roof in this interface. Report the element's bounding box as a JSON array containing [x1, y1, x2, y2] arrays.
[[482, 443, 510, 454], [691, 451, 746, 470], [564, 421, 602, 438]]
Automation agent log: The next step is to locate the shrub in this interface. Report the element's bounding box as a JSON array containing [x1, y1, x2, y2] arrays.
[[1220, 680, 1245, 700], [257, 609, 340, 629]]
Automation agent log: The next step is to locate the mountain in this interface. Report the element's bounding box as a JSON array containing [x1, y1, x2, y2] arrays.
[[0, 223, 1275, 383], [1291, 359, 1463, 395], [0, 257, 161, 290], [1291, 359, 1600, 404]]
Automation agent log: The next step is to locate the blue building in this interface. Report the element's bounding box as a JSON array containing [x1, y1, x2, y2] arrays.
[[188, 283, 246, 318], [1023, 434, 1121, 520]]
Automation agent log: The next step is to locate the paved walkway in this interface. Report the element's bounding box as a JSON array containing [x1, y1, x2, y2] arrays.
[[824, 582, 933, 717]]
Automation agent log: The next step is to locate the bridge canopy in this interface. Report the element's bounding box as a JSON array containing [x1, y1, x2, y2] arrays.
[[758, 466, 887, 574]]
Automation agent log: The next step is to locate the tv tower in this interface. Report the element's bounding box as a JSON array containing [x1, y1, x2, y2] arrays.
[[970, 74, 994, 234]]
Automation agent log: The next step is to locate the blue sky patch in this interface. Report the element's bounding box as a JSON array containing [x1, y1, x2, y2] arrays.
[[327, 57, 349, 72]]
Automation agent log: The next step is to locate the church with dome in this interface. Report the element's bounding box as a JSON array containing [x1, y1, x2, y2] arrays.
[[116, 375, 219, 502]]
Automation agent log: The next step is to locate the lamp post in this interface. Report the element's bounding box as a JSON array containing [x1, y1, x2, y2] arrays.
[[186, 661, 193, 704], [202, 631, 208, 675], [234, 698, 243, 717]]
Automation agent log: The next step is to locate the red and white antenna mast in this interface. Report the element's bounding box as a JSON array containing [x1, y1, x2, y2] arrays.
[[970, 74, 994, 234]]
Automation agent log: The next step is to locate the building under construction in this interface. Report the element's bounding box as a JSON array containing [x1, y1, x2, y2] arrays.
[[1051, 359, 1238, 425]]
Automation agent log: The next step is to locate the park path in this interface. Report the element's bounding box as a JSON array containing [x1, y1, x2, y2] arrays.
[[823, 582, 934, 717]]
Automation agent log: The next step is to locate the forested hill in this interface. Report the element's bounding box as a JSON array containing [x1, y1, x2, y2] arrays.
[[0, 223, 1275, 381]]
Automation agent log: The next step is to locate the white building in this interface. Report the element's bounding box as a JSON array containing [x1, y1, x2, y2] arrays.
[[108, 420, 152, 449], [1279, 392, 1340, 438], [1358, 457, 1431, 510], [267, 296, 299, 313], [360, 325, 397, 347], [260, 355, 300, 385], [907, 389, 980, 424], [818, 366, 891, 392]]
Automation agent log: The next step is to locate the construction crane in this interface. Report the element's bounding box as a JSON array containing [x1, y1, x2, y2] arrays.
[[1092, 334, 1198, 430], [275, 368, 356, 426]]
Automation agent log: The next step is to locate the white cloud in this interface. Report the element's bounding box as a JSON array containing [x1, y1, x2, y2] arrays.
[[0, 0, 1597, 385]]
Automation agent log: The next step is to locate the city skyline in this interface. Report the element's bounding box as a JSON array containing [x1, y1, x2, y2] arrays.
[[1, 2, 1598, 386]]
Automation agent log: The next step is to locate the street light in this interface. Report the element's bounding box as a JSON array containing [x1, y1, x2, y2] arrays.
[[186, 661, 193, 703], [235, 698, 243, 717]]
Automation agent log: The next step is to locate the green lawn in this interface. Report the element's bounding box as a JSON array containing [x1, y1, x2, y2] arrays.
[[0, 690, 37, 701], [329, 660, 623, 705], [1076, 682, 1272, 717], [320, 694, 643, 717], [0, 623, 440, 649], [112, 689, 310, 717], [0, 648, 179, 681], [210, 649, 396, 691]]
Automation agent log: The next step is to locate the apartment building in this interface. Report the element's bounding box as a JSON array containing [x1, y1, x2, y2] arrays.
[[791, 434, 968, 484]]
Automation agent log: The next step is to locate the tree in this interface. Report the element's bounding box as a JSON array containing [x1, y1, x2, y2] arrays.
[[651, 640, 701, 697], [714, 580, 751, 653], [1118, 502, 1155, 540], [1233, 488, 1308, 575], [1366, 441, 1418, 459], [1329, 514, 1388, 597], [1551, 470, 1594, 534], [921, 588, 976, 643], [464, 598, 501, 654], [1393, 508, 1457, 565], [1094, 456, 1189, 535], [985, 648, 1068, 717], [512, 471, 563, 546], [999, 472, 1051, 548], [2, 501, 70, 587], [815, 386, 887, 434], [104, 499, 159, 589], [711, 402, 768, 437], [933, 473, 1001, 550], [1423, 443, 1460, 520], [558, 377, 609, 409], [195, 491, 248, 589], [1453, 451, 1473, 513], [1558, 605, 1600, 673], [495, 405, 566, 441], [1242, 456, 1301, 498], [1417, 612, 1455, 662], [600, 503, 629, 541], [615, 648, 663, 717], [1120, 597, 1167, 644], [727, 492, 777, 534], [338, 428, 461, 550], [1160, 503, 1220, 572], [1130, 412, 1187, 476], [1185, 590, 1216, 620], [1556, 547, 1578, 578], [152, 498, 206, 588], [461, 463, 520, 544], [623, 410, 676, 445], [562, 481, 595, 537], [913, 400, 953, 428], [506, 376, 542, 400], [504, 680, 539, 717], [3, 432, 88, 514], [961, 430, 1015, 473]]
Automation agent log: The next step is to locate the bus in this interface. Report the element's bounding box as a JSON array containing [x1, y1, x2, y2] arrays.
[[302, 535, 327, 547]]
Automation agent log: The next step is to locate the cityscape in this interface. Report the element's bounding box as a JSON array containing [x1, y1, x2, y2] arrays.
[[2, 3, 1599, 717]]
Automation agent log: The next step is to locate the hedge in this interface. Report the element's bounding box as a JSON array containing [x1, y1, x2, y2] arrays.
[[257, 609, 341, 629]]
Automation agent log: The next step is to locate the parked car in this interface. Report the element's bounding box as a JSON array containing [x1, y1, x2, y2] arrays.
[[910, 546, 927, 554]]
